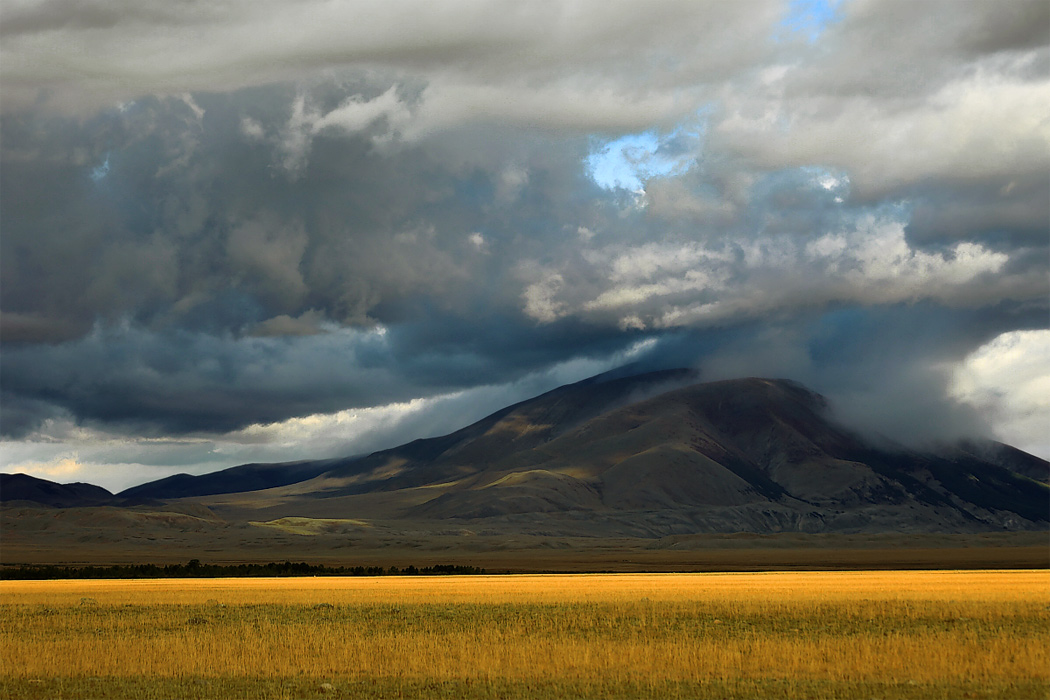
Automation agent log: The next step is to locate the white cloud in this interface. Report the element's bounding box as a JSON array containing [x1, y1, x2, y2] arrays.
[[181, 93, 205, 121], [274, 85, 416, 171], [313, 85, 411, 137], [240, 116, 265, 139], [555, 215, 1016, 330], [521, 269, 566, 324], [714, 54, 1050, 197], [222, 398, 432, 449], [952, 329, 1050, 459]]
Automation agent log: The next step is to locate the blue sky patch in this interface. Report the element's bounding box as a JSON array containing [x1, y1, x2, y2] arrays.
[[585, 126, 701, 192], [780, 0, 845, 42]]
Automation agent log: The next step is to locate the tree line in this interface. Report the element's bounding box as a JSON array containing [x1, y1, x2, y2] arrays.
[[0, 560, 485, 580]]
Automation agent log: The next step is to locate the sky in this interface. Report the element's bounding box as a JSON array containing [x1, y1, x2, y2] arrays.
[[1, 0, 1047, 492]]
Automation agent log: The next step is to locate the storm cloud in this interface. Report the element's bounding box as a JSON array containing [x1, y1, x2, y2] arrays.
[[2, 0, 1047, 487]]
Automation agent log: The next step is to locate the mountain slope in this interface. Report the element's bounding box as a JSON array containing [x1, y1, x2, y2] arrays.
[[290, 367, 698, 495]]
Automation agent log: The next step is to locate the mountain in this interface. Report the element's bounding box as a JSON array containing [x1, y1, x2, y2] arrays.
[[180, 371, 1048, 535], [0, 473, 116, 508], [5, 371, 1048, 537]]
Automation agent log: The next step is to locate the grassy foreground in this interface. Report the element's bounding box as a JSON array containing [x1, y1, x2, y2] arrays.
[[1, 571, 1048, 699]]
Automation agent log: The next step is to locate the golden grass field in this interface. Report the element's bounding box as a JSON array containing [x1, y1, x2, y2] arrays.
[[1, 570, 1048, 699]]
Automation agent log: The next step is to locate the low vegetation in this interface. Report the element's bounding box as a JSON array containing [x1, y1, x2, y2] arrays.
[[1, 571, 1047, 699], [0, 560, 484, 580]]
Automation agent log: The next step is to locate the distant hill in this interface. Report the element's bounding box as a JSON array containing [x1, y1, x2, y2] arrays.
[[0, 473, 115, 508], [117, 460, 339, 500]]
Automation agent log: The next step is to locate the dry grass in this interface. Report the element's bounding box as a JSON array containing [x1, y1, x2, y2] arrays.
[[2, 570, 1048, 699]]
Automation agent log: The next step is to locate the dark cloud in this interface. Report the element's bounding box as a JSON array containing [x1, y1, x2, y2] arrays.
[[0, 305, 648, 437], [0, 392, 68, 439], [1, 324, 403, 435], [904, 176, 1050, 250]]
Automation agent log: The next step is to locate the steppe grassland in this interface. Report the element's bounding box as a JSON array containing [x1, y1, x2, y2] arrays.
[[2, 571, 1048, 699]]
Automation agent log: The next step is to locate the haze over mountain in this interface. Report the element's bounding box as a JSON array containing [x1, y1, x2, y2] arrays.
[[4, 370, 1046, 539]]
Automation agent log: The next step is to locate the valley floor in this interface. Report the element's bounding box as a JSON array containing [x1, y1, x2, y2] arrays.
[[0, 519, 1047, 572]]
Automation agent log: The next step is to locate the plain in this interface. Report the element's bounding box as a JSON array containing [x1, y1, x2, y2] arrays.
[[1, 570, 1048, 699]]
